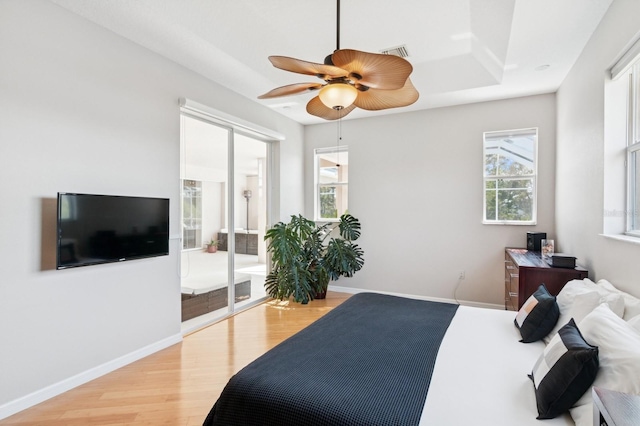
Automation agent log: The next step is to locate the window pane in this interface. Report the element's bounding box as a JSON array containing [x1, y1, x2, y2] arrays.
[[319, 165, 338, 184], [318, 152, 348, 183], [498, 154, 534, 176], [632, 150, 640, 231], [485, 189, 497, 220], [497, 179, 533, 189], [485, 153, 498, 176], [319, 185, 348, 219], [635, 65, 640, 145], [484, 131, 535, 177], [182, 180, 202, 249], [627, 65, 640, 234], [316, 148, 348, 220], [497, 189, 533, 221], [319, 186, 337, 219]]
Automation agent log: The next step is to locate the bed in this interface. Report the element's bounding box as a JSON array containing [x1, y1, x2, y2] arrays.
[[203, 280, 640, 425]]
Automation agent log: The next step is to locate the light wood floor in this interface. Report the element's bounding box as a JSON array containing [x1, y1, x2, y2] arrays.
[[1, 292, 351, 426]]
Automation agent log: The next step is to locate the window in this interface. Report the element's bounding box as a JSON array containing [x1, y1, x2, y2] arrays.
[[182, 179, 202, 249], [483, 128, 537, 225], [627, 62, 640, 235], [604, 37, 640, 239], [315, 146, 348, 221]]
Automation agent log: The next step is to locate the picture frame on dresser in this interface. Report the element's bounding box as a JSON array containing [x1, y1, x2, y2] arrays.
[[504, 247, 588, 311]]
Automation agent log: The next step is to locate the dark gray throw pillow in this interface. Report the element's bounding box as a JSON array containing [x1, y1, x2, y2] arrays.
[[514, 284, 560, 343], [529, 318, 599, 419]]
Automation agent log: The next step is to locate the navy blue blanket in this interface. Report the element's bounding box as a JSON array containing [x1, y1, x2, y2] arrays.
[[204, 293, 459, 426]]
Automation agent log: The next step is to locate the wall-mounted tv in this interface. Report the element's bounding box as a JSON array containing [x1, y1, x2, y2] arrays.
[[56, 193, 170, 269]]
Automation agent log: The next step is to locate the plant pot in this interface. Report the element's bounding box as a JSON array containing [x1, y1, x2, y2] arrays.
[[314, 289, 327, 299], [207, 245, 217, 253]]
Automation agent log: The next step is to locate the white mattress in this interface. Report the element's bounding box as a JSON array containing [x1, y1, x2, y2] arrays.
[[420, 305, 574, 425]]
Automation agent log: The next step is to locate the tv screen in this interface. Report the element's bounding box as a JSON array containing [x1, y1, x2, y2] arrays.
[[56, 193, 170, 269]]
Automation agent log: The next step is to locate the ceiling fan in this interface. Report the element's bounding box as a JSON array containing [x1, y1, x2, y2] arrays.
[[258, 0, 419, 120]]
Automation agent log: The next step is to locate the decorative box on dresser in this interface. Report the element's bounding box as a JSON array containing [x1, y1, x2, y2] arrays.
[[504, 248, 588, 311]]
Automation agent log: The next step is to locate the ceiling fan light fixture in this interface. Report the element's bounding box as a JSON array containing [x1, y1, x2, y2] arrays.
[[319, 82, 358, 110], [259, 0, 418, 120]]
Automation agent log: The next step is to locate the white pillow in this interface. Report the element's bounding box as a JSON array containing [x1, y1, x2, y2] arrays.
[[597, 279, 640, 320], [543, 279, 624, 344], [556, 279, 596, 311], [628, 315, 640, 335], [558, 278, 623, 314], [569, 303, 640, 426], [579, 279, 625, 316]]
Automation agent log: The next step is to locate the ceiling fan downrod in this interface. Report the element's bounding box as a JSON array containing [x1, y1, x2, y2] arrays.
[[324, 0, 341, 65], [336, 0, 340, 51]]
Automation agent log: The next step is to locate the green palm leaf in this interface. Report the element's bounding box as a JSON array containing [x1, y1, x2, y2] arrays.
[[338, 214, 361, 241]]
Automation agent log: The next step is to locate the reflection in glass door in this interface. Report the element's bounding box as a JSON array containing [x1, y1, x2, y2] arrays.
[[182, 180, 202, 249], [179, 112, 270, 329], [233, 133, 268, 309]]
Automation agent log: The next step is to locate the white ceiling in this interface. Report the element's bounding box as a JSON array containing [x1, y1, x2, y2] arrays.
[[50, 0, 613, 125]]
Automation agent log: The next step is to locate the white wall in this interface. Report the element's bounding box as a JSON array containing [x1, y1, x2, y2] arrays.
[[305, 94, 557, 305], [0, 0, 304, 417], [556, 0, 640, 294]]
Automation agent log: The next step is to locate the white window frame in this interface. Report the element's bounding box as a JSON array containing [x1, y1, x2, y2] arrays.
[[483, 128, 538, 225], [314, 146, 348, 222], [626, 62, 640, 237]]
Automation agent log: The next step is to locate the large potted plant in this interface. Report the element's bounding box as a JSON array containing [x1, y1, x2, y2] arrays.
[[264, 213, 364, 304]]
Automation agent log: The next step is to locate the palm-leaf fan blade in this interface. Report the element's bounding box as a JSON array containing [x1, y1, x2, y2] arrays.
[[306, 96, 356, 120], [331, 49, 413, 90], [354, 78, 419, 111], [268, 56, 348, 79], [258, 83, 324, 99]]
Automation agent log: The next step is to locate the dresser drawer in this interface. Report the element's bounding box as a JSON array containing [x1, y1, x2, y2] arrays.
[[504, 252, 519, 311], [504, 248, 588, 311]]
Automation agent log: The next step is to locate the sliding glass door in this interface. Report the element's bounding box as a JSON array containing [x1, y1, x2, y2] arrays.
[[179, 112, 270, 327], [233, 133, 268, 309]]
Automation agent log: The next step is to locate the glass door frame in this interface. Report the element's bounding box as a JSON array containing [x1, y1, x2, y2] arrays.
[[180, 98, 282, 325]]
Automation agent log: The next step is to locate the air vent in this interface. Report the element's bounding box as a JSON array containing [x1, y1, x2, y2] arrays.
[[380, 45, 409, 58]]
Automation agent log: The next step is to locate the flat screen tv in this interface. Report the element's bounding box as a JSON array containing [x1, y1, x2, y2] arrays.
[[56, 193, 170, 269]]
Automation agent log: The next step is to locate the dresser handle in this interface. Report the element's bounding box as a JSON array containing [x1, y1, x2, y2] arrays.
[[509, 292, 518, 297]]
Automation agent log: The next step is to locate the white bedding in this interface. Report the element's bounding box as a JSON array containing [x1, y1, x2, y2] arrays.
[[420, 305, 574, 425]]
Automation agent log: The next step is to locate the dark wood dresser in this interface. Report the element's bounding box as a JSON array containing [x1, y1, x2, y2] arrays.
[[504, 248, 588, 311]]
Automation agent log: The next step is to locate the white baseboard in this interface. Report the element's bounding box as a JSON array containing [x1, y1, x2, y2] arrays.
[[0, 333, 183, 420], [329, 285, 505, 310]]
